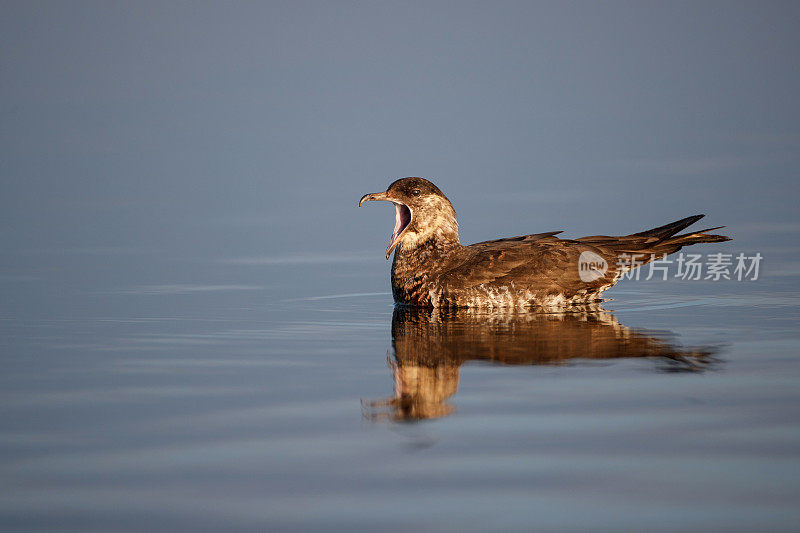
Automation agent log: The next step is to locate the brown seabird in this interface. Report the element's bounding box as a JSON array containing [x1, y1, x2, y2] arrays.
[[359, 177, 731, 308]]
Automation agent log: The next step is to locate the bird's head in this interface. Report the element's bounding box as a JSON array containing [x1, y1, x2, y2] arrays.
[[359, 177, 459, 259]]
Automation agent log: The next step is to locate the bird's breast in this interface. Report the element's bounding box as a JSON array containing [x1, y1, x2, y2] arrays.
[[390, 244, 457, 307], [391, 263, 435, 306]]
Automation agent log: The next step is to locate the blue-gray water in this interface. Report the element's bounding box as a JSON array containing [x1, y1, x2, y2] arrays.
[[2, 2, 800, 531], [2, 248, 799, 531]]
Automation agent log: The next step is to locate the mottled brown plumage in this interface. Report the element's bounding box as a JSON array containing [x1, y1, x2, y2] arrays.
[[359, 177, 731, 308]]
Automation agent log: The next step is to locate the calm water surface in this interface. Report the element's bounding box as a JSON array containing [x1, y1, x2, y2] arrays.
[[3, 2, 800, 530], [1, 251, 799, 531]]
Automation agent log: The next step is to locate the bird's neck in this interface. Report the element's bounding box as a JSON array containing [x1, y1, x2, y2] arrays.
[[401, 205, 460, 253], [397, 234, 460, 259], [389, 204, 460, 305], [391, 228, 461, 279]]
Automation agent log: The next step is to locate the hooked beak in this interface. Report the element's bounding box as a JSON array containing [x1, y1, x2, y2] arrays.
[[358, 191, 413, 259], [358, 191, 390, 207]]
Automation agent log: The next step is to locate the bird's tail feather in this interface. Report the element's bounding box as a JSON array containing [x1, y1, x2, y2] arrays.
[[609, 216, 732, 261], [632, 214, 707, 240], [648, 227, 731, 256], [586, 216, 732, 263]]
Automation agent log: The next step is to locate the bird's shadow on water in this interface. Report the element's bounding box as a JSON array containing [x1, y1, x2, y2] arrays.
[[362, 304, 724, 423]]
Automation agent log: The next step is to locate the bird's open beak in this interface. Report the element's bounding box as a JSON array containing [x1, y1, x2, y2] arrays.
[[359, 191, 413, 259]]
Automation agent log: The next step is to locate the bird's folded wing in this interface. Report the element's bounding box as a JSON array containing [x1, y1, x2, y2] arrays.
[[444, 236, 619, 292]]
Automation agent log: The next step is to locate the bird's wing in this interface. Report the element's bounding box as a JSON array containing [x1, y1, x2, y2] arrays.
[[444, 234, 620, 293], [443, 216, 730, 295]]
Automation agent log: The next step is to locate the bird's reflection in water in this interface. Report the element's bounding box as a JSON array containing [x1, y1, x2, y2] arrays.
[[364, 305, 719, 422]]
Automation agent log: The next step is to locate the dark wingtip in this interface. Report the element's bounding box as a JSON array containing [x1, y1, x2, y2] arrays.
[[633, 214, 708, 239], [692, 225, 726, 233]]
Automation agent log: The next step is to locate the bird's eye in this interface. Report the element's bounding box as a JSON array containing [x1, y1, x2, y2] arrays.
[[412, 189, 421, 196]]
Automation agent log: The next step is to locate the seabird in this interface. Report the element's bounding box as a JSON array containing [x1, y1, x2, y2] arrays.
[[359, 177, 731, 308]]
